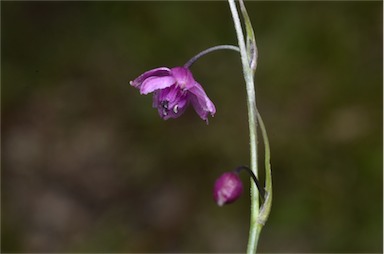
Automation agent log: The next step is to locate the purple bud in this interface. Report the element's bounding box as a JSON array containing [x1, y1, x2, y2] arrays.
[[213, 172, 243, 206]]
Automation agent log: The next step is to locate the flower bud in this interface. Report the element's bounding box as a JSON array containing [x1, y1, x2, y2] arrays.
[[213, 172, 243, 206]]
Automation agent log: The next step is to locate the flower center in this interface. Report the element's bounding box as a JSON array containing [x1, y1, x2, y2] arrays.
[[160, 100, 180, 116]]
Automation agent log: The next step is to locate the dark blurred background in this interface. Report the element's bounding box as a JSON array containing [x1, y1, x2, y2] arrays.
[[1, 1, 382, 253]]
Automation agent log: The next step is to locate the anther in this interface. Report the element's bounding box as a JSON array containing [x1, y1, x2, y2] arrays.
[[161, 101, 168, 109], [173, 105, 179, 114]]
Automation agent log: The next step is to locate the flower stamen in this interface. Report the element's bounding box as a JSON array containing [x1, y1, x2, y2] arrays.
[[173, 105, 179, 114], [161, 101, 169, 116]]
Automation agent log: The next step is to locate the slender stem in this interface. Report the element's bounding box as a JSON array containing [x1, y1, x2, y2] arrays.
[[227, 1, 259, 253], [234, 166, 265, 202], [184, 45, 239, 68]]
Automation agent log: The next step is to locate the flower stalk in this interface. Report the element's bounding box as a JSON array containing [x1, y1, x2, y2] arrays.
[[234, 166, 265, 202], [228, 0, 272, 253], [184, 45, 240, 68]]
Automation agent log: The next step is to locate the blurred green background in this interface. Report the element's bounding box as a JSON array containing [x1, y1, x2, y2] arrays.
[[1, 1, 382, 253]]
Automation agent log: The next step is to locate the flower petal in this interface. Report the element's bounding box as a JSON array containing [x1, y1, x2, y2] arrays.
[[130, 67, 171, 88], [188, 82, 216, 122], [140, 76, 176, 95], [171, 67, 196, 90]]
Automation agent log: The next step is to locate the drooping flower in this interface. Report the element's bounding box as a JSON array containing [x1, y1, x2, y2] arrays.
[[130, 66, 216, 123], [213, 172, 243, 206]]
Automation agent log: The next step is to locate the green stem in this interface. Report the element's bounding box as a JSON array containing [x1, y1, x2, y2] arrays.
[[227, 1, 259, 253]]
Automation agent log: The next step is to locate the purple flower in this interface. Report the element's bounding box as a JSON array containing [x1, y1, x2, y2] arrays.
[[213, 172, 243, 206], [130, 66, 216, 123]]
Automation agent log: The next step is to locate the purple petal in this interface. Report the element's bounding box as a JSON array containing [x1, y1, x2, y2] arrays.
[[188, 82, 216, 122], [170, 67, 196, 90], [130, 67, 171, 88], [140, 76, 176, 95]]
